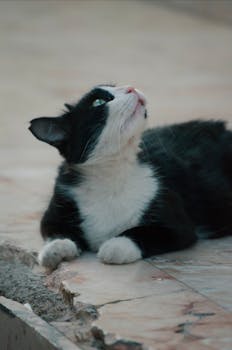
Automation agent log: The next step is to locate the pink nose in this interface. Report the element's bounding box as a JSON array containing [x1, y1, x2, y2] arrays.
[[126, 86, 136, 94]]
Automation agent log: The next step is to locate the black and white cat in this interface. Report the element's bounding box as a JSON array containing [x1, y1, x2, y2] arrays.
[[29, 84, 232, 269]]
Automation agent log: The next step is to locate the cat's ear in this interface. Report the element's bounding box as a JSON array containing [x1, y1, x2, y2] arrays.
[[29, 116, 70, 147], [64, 103, 74, 112]]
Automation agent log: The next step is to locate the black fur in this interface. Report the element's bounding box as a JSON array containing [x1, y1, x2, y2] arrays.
[[140, 120, 232, 239], [29, 87, 114, 162], [29, 86, 232, 260]]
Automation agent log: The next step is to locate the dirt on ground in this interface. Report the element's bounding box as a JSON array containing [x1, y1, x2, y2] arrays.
[[0, 243, 97, 348], [0, 260, 74, 322]]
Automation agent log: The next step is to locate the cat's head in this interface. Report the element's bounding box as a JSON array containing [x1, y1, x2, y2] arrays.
[[29, 85, 147, 164]]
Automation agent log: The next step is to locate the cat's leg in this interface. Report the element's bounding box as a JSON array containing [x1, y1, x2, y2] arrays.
[[98, 190, 197, 264], [97, 225, 197, 265], [38, 238, 81, 270], [38, 194, 88, 270], [97, 236, 142, 264]]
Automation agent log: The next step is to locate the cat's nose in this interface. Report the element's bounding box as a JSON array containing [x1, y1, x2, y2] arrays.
[[125, 86, 146, 106], [126, 86, 136, 94]]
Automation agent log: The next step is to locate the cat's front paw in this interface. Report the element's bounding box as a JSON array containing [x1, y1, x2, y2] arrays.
[[97, 237, 142, 265], [38, 238, 80, 270]]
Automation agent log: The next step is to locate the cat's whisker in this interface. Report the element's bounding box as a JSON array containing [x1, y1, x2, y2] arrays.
[[79, 135, 94, 163]]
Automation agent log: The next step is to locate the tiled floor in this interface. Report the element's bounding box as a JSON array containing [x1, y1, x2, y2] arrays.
[[0, 1, 232, 349]]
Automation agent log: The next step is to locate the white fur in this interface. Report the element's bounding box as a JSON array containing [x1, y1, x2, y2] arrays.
[[59, 85, 159, 253], [97, 237, 142, 264], [87, 85, 147, 164], [42, 86, 158, 267], [38, 238, 80, 269], [63, 157, 158, 252]]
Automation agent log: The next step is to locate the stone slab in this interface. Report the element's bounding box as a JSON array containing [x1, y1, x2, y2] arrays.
[[149, 238, 232, 311], [46, 253, 182, 306], [46, 251, 232, 349], [95, 291, 232, 350]]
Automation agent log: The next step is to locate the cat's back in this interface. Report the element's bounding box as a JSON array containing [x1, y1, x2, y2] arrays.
[[140, 120, 232, 169], [139, 119, 232, 236], [141, 120, 226, 156]]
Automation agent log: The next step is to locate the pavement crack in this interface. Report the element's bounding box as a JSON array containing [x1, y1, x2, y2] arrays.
[[96, 294, 153, 309]]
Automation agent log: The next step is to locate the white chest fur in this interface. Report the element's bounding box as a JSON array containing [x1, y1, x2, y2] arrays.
[[66, 160, 158, 251]]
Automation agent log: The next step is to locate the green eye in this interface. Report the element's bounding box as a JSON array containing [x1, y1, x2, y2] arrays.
[[92, 99, 106, 107]]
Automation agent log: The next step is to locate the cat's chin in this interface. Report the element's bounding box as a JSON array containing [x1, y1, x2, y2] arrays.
[[121, 108, 147, 141]]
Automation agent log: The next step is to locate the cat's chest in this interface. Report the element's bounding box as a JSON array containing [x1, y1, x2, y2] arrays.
[[71, 164, 159, 251]]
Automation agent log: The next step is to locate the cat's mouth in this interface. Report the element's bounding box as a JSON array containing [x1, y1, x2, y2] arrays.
[[128, 93, 147, 121], [121, 97, 147, 133], [132, 98, 145, 115]]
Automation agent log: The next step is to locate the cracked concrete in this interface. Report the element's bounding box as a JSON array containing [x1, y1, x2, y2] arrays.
[[44, 250, 232, 349], [1, 240, 232, 349], [96, 295, 153, 309], [0, 243, 80, 323], [0, 245, 101, 349], [0, 244, 148, 349]]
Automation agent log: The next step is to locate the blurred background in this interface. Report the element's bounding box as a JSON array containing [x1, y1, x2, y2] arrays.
[[0, 0, 232, 250]]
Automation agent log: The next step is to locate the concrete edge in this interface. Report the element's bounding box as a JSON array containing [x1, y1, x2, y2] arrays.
[[0, 296, 81, 350]]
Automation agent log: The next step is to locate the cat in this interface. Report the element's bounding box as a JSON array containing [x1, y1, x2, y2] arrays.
[[29, 84, 232, 269]]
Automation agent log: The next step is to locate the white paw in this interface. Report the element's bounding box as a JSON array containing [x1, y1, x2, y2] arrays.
[[97, 237, 142, 265], [38, 238, 80, 270]]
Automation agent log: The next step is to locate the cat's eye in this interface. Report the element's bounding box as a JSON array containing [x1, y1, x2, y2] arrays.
[[92, 99, 106, 107]]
